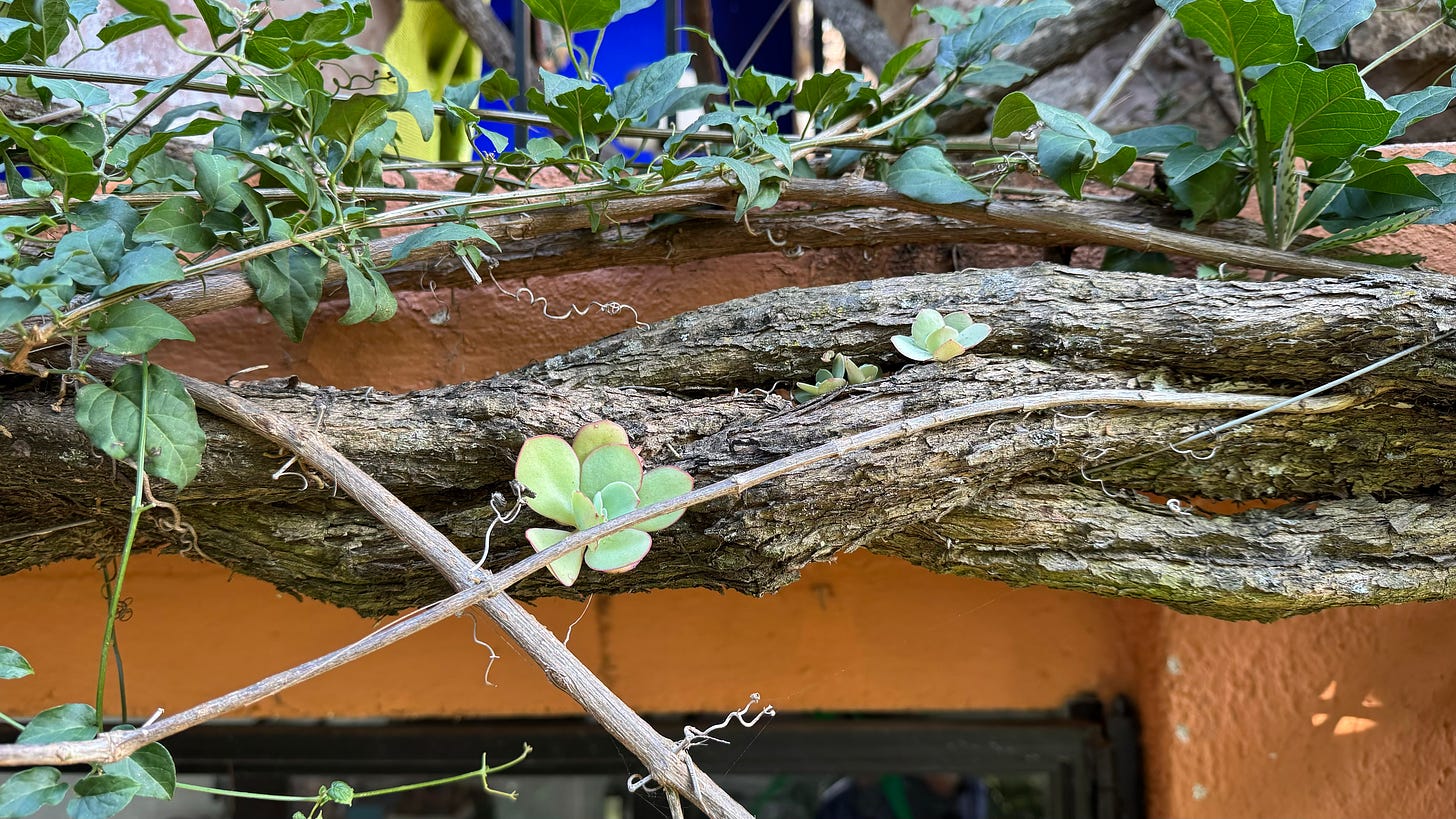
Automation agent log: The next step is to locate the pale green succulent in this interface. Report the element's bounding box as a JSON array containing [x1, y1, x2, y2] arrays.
[[793, 352, 880, 403], [892, 309, 991, 362], [515, 420, 693, 586]]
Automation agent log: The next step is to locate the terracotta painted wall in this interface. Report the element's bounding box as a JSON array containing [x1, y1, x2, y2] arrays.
[[8, 174, 1456, 819]]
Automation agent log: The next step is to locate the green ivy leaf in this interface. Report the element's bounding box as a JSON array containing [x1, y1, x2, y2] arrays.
[[1249, 63, 1397, 161], [318, 94, 391, 156], [794, 69, 855, 121], [192, 152, 244, 212], [339, 258, 397, 325], [522, 0, 617, 30], [1385, 86, 1456, 139], [880, 39, 930, 86], [243, 246, 325, 343], [935, 0, 1070, 72], [75, 362, 205, 488], [16, 704, 98, 745], [113, 0, 186, 36], [399, 89, 436, 142], [992, 93, 1136, 197], [390, 224, 497, 261], [72, 197, 140, 239], [29, 77, 109, 109], [730, 68, 794, 109], [102, 743, 175, 800], [1168, 161, 1248, 223], [0, 114, 101, 201], [0, 295, 42, 330], [960, 58, 1036, 87], [1163, 139, 1235, 183], [0, 768, 68, 818], [133, 196, 215, 253], [191, 0, 237, 40], [0, 647, 33, 679], [87, 300, 194, 355], [94, 244, 184, 298], [0, 20, 35, 63], [67, 775, 139, 819], [1114, 124, 1198, 153], [9, 0, 69, 61], [1273, 0, 1374, 50], [324, 781, 353, 805], [120, 116, 222, 179], [608, 52, 692, 122], [1167, 0, 1299, 73], [886, 145, 986, 204], [55, 223, 125, 287]]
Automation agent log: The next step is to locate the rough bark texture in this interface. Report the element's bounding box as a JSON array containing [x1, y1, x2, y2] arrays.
[[6, 264, 1456, 621]]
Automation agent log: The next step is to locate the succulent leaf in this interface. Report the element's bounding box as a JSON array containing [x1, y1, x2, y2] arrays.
[[580, 443, 644, 497], [815, 368, 834, 382], [526, 528, 583, 586], [515, 435, 580, 526], [829, 355, 847, 379], [892, 334, 932, 361], [571, 490, 606, 530], [931, 338, 967, 361], [943, 311, 974, 332], [956, 323, 991, 349], [571, 420, 631, 461], [585, 529, 653, 573], [911, 308, 945, 344], [924, 325, 960, 351], [637, 465, 694, 531], [597, 480, 640, 519]]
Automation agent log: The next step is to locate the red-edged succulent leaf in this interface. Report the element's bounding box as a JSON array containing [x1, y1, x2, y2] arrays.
[[571, 420, 631, 461], [515, 435, 579, 526], [585, 529, 652, 573], [636, 466, 693, 532], [525, 528, 583, 586]]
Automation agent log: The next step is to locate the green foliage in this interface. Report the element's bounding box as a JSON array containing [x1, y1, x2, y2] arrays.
[[515, 421, 693, 586], [794, 353, 880, 403], [0, 647, 33, 679], [74, 362, 206, 489], [892, 309, 991, 362]]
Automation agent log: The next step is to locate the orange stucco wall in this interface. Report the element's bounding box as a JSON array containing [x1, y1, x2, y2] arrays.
[[8, 166, 1456, 818]]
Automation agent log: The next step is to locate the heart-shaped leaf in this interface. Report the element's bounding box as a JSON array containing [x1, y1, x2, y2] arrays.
[[0, 647, 33, 679], [17, 703, 98, 745], [0, 767, 69, 817], [74, 363, 205, 489], [102, 742, 175, 799], [67, 773, 139, 819]]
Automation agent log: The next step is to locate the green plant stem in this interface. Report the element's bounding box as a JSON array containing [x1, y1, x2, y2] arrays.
[[0, 711, 23, 731], [354, 744, 531, 798], [93, 359, 149, 731], [175, 783, 315, 802], [1360, 16, 1447, 77]]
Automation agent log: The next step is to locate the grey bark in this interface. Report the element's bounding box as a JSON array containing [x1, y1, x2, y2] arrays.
[[6, 264, 1456, 621]]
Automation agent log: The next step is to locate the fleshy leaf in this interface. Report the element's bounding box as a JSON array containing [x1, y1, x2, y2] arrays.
[[910, 308, 945, 345], [571, 490, 606, 531], [571, 420, 630, 462], [924, 325, 960, 351], [942, 312, 973, 331], [579, 444, 643, 497], [956, 324, 992, 349], [596, 481, 639, 519], [892, 335, 933, 361], [585, 529, 652, 573], [637, 466, 693, 532], [525, 528, 582, 586], [931, 339, 968, 362], [515, 435, 579, 526]]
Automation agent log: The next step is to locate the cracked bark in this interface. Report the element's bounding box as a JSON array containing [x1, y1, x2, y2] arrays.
[[5, 264, 1456, 621]]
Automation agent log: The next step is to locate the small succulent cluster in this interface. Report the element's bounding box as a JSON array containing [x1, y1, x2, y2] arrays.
[[515, 421, 693, 586], [892, 309, 991, 362], [793, 352, 880, 403]]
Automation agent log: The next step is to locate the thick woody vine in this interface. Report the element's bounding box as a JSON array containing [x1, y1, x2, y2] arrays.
[[3, 0, 1456, 817]]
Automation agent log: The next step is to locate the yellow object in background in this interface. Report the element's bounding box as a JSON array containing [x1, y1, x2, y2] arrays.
[[381, 0, 484, 161]]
